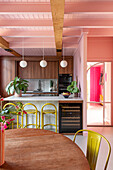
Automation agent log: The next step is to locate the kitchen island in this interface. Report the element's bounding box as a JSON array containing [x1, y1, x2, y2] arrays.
[[4, 95, 83, 133]]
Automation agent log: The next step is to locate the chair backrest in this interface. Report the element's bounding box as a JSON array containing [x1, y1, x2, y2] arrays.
[[22, 103, 38, 112], [73, 129, 111, 170], [41, 103, 57, 113], [3, 103, 16, 110]]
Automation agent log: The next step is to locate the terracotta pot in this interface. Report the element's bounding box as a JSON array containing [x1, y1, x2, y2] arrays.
[[14, 90, 22, 97], [0, 130, 5, 166]]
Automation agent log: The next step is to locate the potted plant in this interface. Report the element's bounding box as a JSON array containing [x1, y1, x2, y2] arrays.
[[67, 81, 80, 97], [5, 77, 29, 97]]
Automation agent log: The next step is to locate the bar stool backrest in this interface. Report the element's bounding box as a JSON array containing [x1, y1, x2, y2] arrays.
[[22, 103, 40, 128], [3, 103, 17, 128], [41, 103, 57, 112]]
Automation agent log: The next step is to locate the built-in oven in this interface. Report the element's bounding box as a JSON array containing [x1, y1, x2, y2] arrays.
[[59, 74, 72, 94]]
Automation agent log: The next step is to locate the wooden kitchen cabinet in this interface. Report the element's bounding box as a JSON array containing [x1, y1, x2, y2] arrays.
[[59, 56, 73, 74], [17, 61, 58, 79]]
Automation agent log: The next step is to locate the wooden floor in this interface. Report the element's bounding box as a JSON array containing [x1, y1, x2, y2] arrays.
[[66, 127, 113, 170]]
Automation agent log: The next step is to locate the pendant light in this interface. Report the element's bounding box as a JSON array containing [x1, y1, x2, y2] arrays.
[[20, 38, 27, 68], [60, 45, 68, 68], [40, 42, 47, 67]]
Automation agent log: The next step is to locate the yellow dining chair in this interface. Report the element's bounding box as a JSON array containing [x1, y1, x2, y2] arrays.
[[41, 103, 57, 132], [3, 103, 20, 129], [73, 129, 111, 170], [22, 103, 40, 128]]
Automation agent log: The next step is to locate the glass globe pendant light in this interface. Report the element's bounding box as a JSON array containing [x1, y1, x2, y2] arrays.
[[60, 45, 68, 68], [20, 38, 27, 68], [40, 42, 47, 67]]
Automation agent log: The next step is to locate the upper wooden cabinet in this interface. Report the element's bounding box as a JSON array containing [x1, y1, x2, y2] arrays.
[[59, 56, 73, 74], [17, 61, 58, 79]]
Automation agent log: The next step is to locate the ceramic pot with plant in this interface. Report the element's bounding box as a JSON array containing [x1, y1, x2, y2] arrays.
[[5, 77, 29, 97], [67, 81, 80, 97]]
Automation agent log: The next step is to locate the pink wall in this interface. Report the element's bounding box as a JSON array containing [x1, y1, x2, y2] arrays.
[[87, 37, 113, 61], [87, 37, 113, 126], [90, 67, 101, 102], [73, 33, 87, 129]]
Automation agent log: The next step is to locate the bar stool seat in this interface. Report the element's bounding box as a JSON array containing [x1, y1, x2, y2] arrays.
[[43, 109, 55, 114], [41, 103, 57, 132], [24, 109, 36, 114]]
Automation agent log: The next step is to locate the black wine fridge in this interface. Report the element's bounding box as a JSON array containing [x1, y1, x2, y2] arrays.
[[59, 102, 83, 133]]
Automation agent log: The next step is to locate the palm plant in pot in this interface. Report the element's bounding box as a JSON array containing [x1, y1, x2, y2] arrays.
[[67, 81, 80, 97], [5, 77, 29, 97]]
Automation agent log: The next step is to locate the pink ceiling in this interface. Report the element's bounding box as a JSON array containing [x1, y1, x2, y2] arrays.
[[0, 0, 113, 57]]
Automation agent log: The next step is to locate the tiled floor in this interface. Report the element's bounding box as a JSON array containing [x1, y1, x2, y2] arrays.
[[87, 103, 110, 125], [66, 127, 113, 170]]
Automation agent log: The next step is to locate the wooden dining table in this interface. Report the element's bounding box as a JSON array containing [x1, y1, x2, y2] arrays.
[[1, 129, 90, 170]]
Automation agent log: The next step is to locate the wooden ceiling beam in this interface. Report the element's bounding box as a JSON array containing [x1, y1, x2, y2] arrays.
[[0, 36, 9, 49], [0, 36, 21, 57], [50, 0, 65, 57]]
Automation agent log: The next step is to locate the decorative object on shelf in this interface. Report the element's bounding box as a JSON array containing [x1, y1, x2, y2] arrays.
[[20, 38, 27, 68], [62, 92, 70, 98], [50, 80, 53, 91], [60, 45, 68, 68], [40, 42, 47, 67], [5, 77, 29, 97], [67, 81, 79, 97]]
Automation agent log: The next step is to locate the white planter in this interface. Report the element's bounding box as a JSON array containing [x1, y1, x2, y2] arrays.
[[14, 91, 22, 97]]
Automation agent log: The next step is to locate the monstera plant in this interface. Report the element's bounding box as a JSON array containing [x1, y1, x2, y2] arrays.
[[67, 81, 79, 97], [5, 77, 29, 97]]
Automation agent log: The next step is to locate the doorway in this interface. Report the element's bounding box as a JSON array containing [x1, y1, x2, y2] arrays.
[[87, 62, 111, 126]]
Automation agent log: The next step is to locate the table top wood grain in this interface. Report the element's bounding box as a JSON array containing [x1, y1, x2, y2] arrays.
[[1, 129, 90, 170]]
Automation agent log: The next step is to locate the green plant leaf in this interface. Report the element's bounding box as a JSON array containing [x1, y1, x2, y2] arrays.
[[15, 87, 20, 94], [5, 77, 29, 95], [67, 81, 79, 93]]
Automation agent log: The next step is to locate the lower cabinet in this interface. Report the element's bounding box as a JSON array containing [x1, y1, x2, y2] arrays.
[[59, 102, 83, 133]]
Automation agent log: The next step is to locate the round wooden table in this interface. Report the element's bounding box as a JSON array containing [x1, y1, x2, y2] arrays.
[[1, 129, 90, 170]]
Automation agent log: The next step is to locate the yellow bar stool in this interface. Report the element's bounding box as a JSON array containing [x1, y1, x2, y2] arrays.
[[22, 103, 40, 128], [41, 103, 57, 132], [3, 103, 20, 129]]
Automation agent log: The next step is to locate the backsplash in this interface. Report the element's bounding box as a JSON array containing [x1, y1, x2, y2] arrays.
[[26, 79, 58, 92]]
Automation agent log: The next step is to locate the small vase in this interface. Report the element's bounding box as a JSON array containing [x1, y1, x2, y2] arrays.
[[73, 93, 78, 97], [0, 130, 5, 166]]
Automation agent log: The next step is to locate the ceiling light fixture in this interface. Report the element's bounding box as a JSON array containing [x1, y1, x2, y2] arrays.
[[40, 42, 47, 68], [20, 38, 27, 68], [60, 45, 68, 68]]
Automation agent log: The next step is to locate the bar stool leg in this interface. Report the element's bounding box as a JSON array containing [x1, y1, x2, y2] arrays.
[[17, 114, 19, 129], [21, 112, 24, 128], [26, 114, 28, 128], [55, 111, 57, 133], [41, 112, 43, 129], [39, 112, 40, 129], [36, 112, 38, 128]]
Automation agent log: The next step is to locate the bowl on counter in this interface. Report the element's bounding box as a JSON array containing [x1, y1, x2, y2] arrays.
[[62, 92, 70, 98]]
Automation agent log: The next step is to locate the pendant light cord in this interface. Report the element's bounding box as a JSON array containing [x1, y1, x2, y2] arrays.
[[43, 41, 44, 60], [63, 44, 64, 60], [22, 37, 24, 61]]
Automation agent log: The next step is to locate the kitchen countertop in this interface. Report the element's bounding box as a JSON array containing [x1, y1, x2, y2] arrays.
[[25, 91, 58, 94], [4, 94, 83, 102]]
